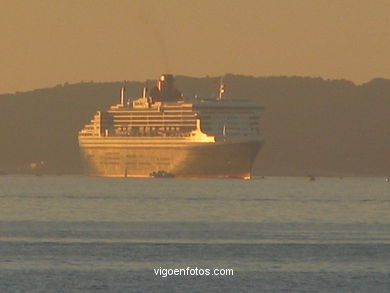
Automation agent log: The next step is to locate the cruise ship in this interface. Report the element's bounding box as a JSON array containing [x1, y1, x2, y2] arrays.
[[78, 74, 264, 179]]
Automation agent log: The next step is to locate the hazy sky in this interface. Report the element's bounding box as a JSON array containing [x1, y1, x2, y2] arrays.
[[1, 0, 389, 93]]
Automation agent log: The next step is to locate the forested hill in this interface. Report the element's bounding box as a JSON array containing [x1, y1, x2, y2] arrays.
[[1, 75, 389, 176]]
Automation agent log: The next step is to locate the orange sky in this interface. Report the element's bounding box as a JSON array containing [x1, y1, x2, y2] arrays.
[[0, 0, 389, 94]]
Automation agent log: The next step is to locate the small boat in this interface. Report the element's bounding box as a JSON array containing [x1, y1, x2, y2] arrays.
[[306, 175, 316, 182], [150, 171, 175, 178], [386, 177, 389, 182]]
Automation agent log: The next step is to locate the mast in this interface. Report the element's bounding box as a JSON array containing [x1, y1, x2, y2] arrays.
[[218, 76, 225, 100], [120, 80, 126, 106], [120, 81, 126, 105]]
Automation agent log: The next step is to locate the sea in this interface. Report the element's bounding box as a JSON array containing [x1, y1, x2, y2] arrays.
[[0, 175, 389, 292]]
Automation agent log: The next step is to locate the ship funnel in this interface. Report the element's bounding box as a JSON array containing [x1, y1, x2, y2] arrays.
[[150, 74, 182, 103], [158, 74, 173, 92]]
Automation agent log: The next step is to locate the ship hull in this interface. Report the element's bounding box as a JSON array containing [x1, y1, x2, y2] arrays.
[[79, 138, 263, 179]]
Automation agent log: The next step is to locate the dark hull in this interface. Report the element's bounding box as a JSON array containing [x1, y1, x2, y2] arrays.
[[79, 139, 263, 179]]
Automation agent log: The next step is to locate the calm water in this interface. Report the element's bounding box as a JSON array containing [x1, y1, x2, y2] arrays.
[[0, 175, 389, 292]]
